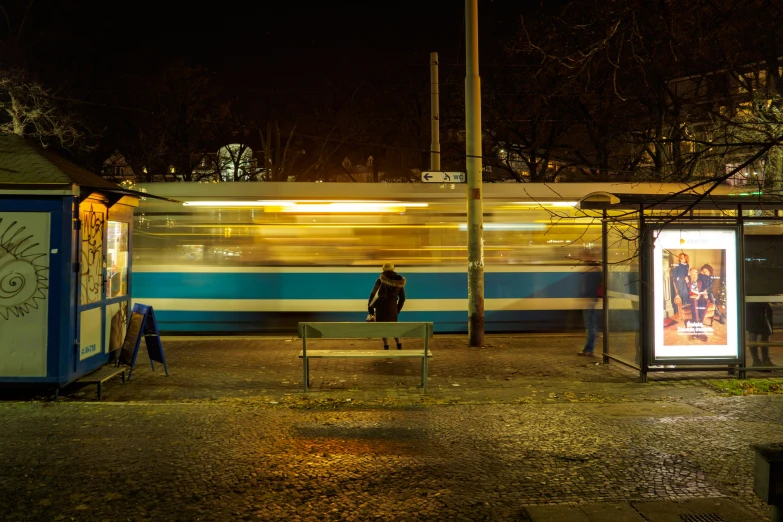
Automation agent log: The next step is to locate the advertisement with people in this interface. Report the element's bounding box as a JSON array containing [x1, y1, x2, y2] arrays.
[[653, 228, 739, 359]]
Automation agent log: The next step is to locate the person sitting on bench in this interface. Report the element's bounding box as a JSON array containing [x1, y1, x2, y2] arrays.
[[368, 262, 407, 350]]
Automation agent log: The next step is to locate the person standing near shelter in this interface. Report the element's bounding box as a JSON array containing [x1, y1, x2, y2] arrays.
[[578, 261, 603, 357], [368, 262, 407, 350], [747, 302, 775, 367]]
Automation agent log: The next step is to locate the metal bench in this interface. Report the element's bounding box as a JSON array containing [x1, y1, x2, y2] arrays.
[[75, 365, 126, 400], [298, 322, 434, 392]]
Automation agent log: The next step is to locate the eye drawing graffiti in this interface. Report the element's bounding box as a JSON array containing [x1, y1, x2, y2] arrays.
[[0, 219, 49, 320]]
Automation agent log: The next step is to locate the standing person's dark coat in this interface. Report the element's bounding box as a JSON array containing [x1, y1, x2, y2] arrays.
[[746, 302, 774, 366], [368, 266, 406, 322], [747, 302, 773, 336]]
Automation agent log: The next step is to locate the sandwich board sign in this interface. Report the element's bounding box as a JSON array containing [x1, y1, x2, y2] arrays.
[[118, 303, 169, 380], [421, 171, 466, 183]]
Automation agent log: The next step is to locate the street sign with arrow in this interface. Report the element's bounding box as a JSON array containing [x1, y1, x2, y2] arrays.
[[421, 171, 466, 183]]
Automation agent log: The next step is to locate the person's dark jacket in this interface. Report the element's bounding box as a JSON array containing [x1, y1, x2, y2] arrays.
[[580, 265, 603, 301], [368, 270, 406, 322], [746, 302, 773, 335]]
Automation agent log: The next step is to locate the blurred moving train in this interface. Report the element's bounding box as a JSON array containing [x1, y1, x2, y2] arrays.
[[131, 182, 739, 334]]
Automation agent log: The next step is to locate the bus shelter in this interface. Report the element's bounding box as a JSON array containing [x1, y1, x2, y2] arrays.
[[580, 189, 783, 381], [0, 134, 170, 392]]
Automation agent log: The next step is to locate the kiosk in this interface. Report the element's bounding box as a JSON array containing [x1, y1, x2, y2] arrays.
[[0, 134, 168, 393]]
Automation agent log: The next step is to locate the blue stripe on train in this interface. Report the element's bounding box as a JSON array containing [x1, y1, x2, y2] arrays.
[[149, 309, 634, 335], [133, 271, 601, 300]]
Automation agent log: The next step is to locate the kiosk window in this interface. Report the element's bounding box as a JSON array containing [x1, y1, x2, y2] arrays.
[[107, 221, 129, 298]]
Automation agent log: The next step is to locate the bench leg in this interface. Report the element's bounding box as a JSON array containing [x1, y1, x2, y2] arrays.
[[97, 382, 102, 401], [121, 371, 126, 384], [422, 332, 429, 392], [422, 356, 428, 392], [303, 357, 309, 393]]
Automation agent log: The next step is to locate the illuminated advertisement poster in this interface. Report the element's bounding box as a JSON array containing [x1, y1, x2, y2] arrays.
[[653, 228, 739, 359]]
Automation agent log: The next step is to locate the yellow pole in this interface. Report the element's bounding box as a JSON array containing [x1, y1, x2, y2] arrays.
[[465, 0, 484, 346]]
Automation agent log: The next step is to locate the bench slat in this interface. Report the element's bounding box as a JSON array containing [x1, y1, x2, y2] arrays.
[[299, 322, 433, 339], [75, 365, 126, 401], [299, 321, 432, 393], [299, 350, 432, 358], [76, 367, 125, 384]]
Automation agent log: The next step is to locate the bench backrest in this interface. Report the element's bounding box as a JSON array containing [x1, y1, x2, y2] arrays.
[[299, 322, 433, 339]]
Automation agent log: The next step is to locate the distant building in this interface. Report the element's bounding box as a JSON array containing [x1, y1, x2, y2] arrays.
[[217, 144, 260, 182], [101, 151, 135, 183]]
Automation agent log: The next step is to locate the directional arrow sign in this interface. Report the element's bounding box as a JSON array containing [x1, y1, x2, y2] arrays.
[[421, 171, 466, 183]]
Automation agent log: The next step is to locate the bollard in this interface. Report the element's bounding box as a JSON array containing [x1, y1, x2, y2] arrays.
[[751, 442, 783, 522]]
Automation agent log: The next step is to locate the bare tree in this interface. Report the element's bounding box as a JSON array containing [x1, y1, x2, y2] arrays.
[[0, 1, 97, 150], [293, 80, 375, 182], [216, 143, 258, 182], [259, 120, 298, 182], [504, 0, 783, 188], [116, 64, 216, 181], [483, 52, 579, 182], [0, 69, 90, 149]]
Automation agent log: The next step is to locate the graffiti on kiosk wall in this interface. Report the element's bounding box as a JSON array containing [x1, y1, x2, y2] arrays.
[[80, 205, 105, 304], [0, 218, 49, 321]]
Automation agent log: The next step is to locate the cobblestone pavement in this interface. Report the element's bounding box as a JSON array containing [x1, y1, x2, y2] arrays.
[[1, 334, 782, 521], [1, 398, 780, 521], [65, 334, 783, 404]]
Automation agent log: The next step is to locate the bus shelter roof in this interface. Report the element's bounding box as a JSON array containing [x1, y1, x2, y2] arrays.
[[579, 189, 783, 211]]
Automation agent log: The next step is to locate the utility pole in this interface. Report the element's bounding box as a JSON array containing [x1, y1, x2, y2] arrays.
[[465, 0, 484, 347], [430, 51, 441, 171]]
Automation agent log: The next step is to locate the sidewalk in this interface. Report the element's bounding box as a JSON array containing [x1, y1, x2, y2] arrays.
[[71, 333, 776, 405], [10, 334, 782, 522]]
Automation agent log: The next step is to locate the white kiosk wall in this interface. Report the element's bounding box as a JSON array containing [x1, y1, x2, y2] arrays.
[[0, 212, 50, 376]]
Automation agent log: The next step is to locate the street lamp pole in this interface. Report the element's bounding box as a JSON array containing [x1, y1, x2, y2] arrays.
[[465, 0, 484, 347]]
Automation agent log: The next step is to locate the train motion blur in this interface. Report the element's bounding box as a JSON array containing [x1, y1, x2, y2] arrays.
[[131, 182, 733, 334]]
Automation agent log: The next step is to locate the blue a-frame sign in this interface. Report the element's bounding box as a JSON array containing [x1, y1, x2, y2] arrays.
[[118, 303, 169, 380]]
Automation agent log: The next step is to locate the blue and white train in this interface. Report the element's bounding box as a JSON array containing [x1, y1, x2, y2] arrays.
[[130, 182, 733, 334]]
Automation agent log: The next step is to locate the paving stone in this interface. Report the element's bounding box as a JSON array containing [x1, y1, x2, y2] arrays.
[[526, 504, 593, 521]]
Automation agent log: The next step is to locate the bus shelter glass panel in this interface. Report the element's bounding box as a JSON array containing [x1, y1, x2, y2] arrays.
[[744, 221, 783, 367], [606, 219, 641, 367]]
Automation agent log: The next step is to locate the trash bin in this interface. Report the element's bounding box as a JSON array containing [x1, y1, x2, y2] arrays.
[[751, 442, 783, 522]]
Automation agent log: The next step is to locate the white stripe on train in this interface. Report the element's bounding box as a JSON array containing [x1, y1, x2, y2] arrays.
[[131, 265, 616, 273], [130, 298, 634, 312]]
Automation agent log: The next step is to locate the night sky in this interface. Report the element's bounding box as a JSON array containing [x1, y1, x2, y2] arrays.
[[18, 1, 541, 94], [1, 0, 556, 165]]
